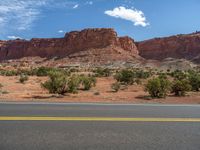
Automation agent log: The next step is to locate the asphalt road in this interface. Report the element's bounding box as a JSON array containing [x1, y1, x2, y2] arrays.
[[0, 102, 200, 150]]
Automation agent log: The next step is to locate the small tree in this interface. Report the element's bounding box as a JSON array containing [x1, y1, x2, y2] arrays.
[[135, 70, 151, 79], [114, 69, 135, 85], [94, 68, 111, 77], [80, 76, 96, 90], [111, 82, 121, 92], [4, 70, 17, 76], [67, 75, 81, 94], [171, 70, 187, 80], [188, 73, 200, 91], [145, 77, 171, 98], [36, 67, 52, 76], [41, 71, 68, 95], [19, 74, 29, 83], [171, 80, 191, 96]]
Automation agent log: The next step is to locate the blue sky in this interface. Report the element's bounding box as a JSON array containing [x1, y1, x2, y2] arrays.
[[0, 0, 200, 41]]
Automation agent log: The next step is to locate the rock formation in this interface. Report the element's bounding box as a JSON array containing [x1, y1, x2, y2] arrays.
[[1, 28, 200, 66], [138, 32, 200, 63], [0, 28, 139, 63]]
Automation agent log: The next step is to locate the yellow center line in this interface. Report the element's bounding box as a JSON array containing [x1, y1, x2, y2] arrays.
[[0, 117, 200, 122]]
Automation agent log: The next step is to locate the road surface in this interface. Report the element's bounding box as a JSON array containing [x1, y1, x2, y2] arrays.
[[0, 102, 200, 150]]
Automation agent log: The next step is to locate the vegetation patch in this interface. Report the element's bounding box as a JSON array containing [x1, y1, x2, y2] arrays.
[[145, 76, 171, 98], [19, 74, 29, 84]]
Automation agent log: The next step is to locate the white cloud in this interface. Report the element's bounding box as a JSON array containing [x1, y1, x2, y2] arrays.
[[58, 30, 64, 33], [7, 35, 22, 39], [0, 0, 48, 33], [86, 1, 93, 5], [0, 0, 77, 34], [105, 6, 149, 27], [73, 4, 79, 9]]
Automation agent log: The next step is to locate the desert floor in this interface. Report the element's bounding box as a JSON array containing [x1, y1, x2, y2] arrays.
[[0, 76, 200, 104]]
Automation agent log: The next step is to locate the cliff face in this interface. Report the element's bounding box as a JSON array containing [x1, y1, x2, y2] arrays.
[[1, 28, 200, 65], [138, 32, 200, 62], [0, 28, 139, 62]]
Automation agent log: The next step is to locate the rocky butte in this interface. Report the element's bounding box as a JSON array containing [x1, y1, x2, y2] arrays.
[[0, 28, 200, 65], [138, 31, 200, 63], [0, 28, 139, 64]]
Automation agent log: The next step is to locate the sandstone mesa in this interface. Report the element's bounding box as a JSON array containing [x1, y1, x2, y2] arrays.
[[0, 28, 200, 66]]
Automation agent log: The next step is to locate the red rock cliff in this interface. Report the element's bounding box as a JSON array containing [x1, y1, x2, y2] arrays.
[[138, 32, 200, 63], [0, 28, 139, 62]]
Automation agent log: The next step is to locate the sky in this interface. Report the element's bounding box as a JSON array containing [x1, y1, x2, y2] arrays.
[[0, 0, 200, 41]]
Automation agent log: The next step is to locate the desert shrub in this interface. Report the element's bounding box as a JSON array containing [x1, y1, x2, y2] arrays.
[[167, 69, 171, 73], [19, 69, 40, 76], [42, 71, 96, 94], [36, 67, 70, 77], [2, 70, 18, 76], [0, 91, 9, 94], [111, 82, 121, 92], [79, 76, 96, 90], [69, 68, 79, 73], [170, 70, 187, 80], [67, 75, 81, 93], [158, 73, 168, 79], [93, 68, 111, 77], [19, 74, 29, 83], [0, 83, 3, 88], [94, 91, 100, 95], [135, 70, 151, 79], [135, 78, 142, 85], [41, 71, 68, 95], [188, 72, 200, 91], [114, 69, 135, 85], [36, 67, 50, 76], [171, 80, 191, 96], [36, 67, 55, 76], [145, 77, 171, 98]]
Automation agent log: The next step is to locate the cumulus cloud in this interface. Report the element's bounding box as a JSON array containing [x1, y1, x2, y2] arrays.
[[58, 30, 64, 33], [105, 6, 149, 27], [85, 1, 93, 5], [73, 4, 79, 9], [7, 35, 22, 39]]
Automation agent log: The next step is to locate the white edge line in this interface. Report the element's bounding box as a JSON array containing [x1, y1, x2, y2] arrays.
[[0, 102, 200, 107]]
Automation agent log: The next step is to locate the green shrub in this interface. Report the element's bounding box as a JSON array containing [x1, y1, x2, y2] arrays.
[[69, 68, 79, 73], [111, 82, 121, 92], [67, 75, 81, 94], [145, 77, 171, 98], [36, 67, 54, 76], [94, 68, 111, 77], [1, 70, 18, 76], [170, 70, 187, 80], [135, 78, 142, 85], [41, 71, 68, 95], [35, 67, 70, 77], [1, 91, 9, 94], [188, 73, 200, 91], [94, 91, 100, 95], [114, 69, 135, 85], [0, 83, 3, 89], [79, 76, 96, 90], [19, 74, 29, 83], [42, 72, 96, 94], [171, 80, 191, 96], [158, 73, 168, 79], [135, 70, 151, 79]]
